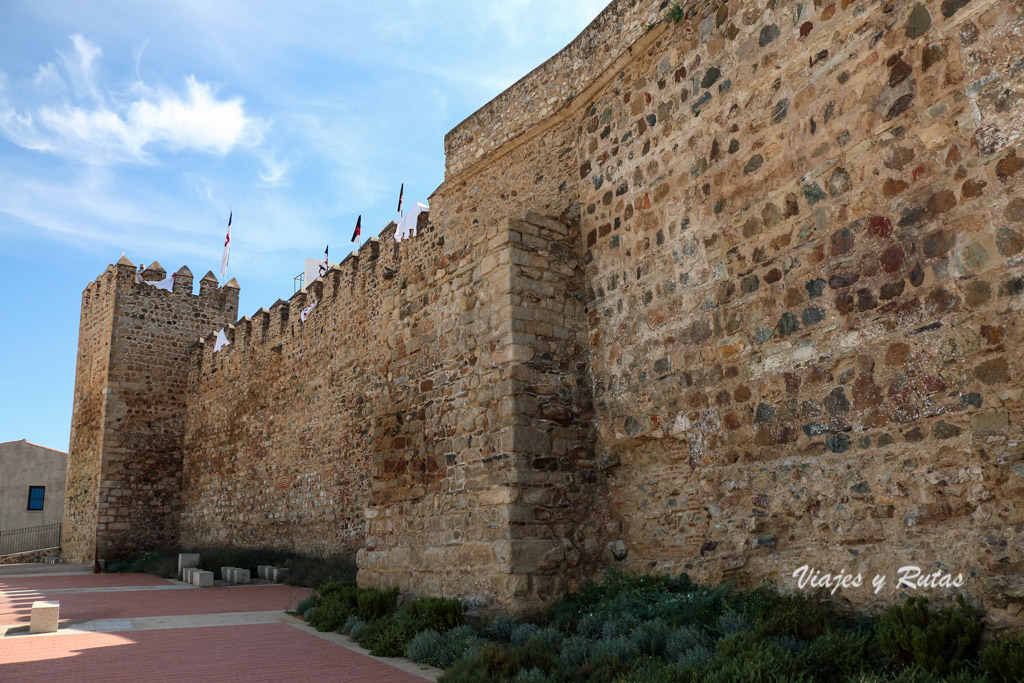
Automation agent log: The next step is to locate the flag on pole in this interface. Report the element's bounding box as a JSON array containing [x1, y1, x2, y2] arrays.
[[397, 183, 404, 217], [352, 215, 361, 245], [319, 245, 329, 276], [220, 210, 232, 280]]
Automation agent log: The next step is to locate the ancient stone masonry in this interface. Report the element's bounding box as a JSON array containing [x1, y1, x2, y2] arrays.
[[63, 260, 238, 562], [67, 0, 1024, 626]]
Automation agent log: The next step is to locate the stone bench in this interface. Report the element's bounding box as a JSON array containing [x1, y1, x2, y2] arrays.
[[30, 600, 59, 633]]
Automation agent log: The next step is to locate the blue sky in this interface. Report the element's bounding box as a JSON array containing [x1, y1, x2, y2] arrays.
[[0, 0, 607, 451]]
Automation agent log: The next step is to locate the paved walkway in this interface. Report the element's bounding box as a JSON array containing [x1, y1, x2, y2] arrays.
[[0, 570, 439, 682]]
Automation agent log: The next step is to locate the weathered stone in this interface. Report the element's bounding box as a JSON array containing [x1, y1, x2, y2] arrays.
[[906, 4, 932, 38]]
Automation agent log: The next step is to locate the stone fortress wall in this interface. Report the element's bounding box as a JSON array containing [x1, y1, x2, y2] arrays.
[[66, 0, 1024, 625]]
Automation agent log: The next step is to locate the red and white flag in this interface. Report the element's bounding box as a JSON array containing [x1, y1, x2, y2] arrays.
[[220, 210, 232, 280]]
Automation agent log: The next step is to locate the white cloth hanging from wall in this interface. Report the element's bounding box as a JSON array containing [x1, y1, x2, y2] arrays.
[[395, 202, 428, 242], [300, 300, 318, 322], [214, 328, 230, 352], [146, 274, 175, 292]]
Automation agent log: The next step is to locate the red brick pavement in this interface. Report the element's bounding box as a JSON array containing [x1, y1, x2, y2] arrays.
[[0, 623, 424, 682], [0, 573, 174, 591], [0, 585, 309, 625]]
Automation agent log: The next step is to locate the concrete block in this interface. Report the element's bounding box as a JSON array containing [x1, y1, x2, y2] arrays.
[[221, 566, 235, 581], [192, 570, 214, 587], [257, 565, 272, 580], [232, 569, 251, 584], [178, 553, 200, 576], [182, 567, 195, 583], [270, 567, 289, 582], [30, 600, 59, 633]]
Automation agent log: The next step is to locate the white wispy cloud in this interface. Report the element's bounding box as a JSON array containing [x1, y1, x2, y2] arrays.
[[58, 34, 103, 102], [0, 35, 265, 164], [257, 149, 292, 185]]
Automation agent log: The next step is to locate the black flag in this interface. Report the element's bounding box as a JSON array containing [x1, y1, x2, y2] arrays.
[[397, 184, 404, 216], [319, 245, 328, 276], [351, 215, 361, 242]]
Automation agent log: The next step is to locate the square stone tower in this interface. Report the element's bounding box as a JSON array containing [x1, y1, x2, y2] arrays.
[[62, 256, 239, 563]]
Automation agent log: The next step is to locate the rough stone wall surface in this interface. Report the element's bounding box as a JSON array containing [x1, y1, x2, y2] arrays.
[[180, 230, 414, 556], [64, 260, 238, 562], [0, 548, 61, 565], [67, 0, 1024, 624], [64, 267, 117, 563], [567, 0, 1024, 625]]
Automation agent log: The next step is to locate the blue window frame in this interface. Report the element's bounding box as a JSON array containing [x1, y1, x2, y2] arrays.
[[27, 486, 45, 511]]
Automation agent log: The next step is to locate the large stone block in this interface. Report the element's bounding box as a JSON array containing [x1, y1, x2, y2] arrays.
[[30, 600, 59, 633], [192, 570, 214, 587], [178, 554, 200, 576]]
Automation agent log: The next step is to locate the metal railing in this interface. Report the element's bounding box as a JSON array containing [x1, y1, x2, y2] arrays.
[[0, 523, 62, 556]]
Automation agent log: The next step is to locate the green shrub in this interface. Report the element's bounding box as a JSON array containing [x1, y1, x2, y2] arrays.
[[341, 614, 365, 635], [557, 636, 590, 669], [405, 596, 463, 632], [740, 587, 839, 639], [980, 634, 1024, 682], [512, 667, 545, 682], [602, 613, 641, 639], [440, 625, 485, 668], [714, 610, 750, 638], [619, 660, 694, 683], [439, 640, 559, 683], [528, 627, 564, 648], [577, 612, 604, 638], [106, 560, 130, 573], [407, 626, 484, 669], [510, 623, 542, 645], [303, 606, 318, 623], [407, 629, 444, 664], [589, 637, 638, 662], [440, 643, 516, 683], [293, 595, 318, 617], [357, 586, 400, 621], [797, 629, 871, 682], [701, 634, 801, 683], [488, 615, 519, 641], [318, 580, 356, 598], [875, 596, 983, 675], [665, 625, 711, 664], [356, 612, 422, 657], [630, 618, 671, 656], [310, 592, 354, 632], [348, 617, 367, 639]]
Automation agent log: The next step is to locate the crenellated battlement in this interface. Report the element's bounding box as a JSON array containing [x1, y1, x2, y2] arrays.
[[194, 216, 429, 372]]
